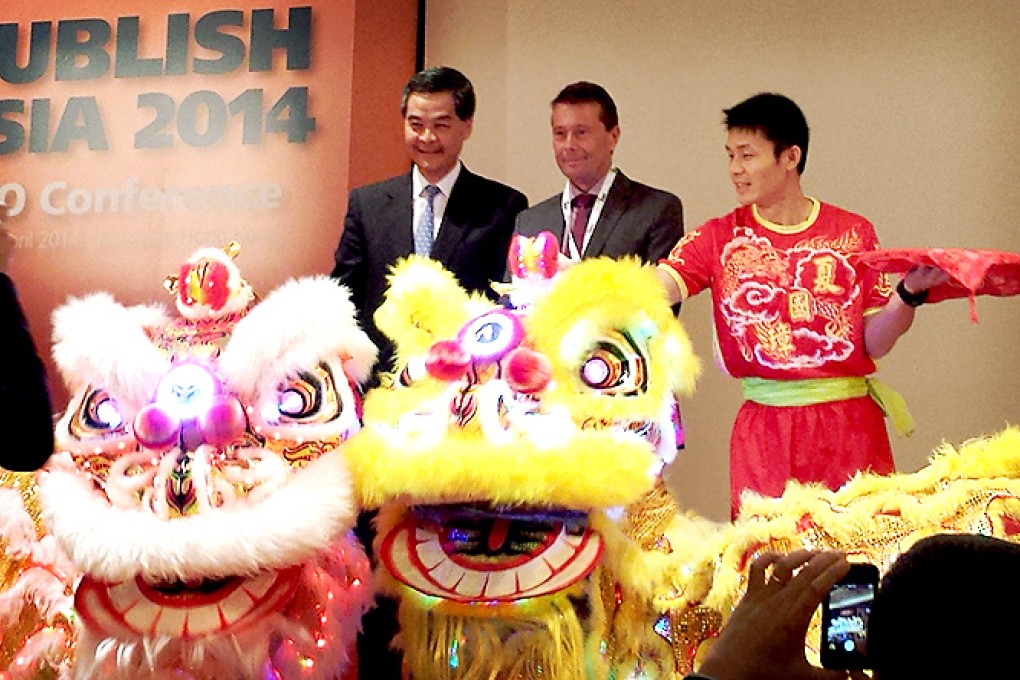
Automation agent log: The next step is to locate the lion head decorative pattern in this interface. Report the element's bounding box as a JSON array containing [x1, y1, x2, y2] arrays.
[[2, 244, 378, 679]]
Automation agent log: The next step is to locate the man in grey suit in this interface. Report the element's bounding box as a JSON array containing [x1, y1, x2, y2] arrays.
[[332, 66, 528, 385], [513, 81, 687, 475], [515, 81, 683, 265]]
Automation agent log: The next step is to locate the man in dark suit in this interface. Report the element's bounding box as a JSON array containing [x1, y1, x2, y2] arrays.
[[0, 212, 53, 473], [330, 66, 526, 679], [515, 81, 683, 265], [332, 66, 528, 384]]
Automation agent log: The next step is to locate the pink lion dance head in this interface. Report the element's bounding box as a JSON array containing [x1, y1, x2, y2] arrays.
[[40, 243, 376, 679]]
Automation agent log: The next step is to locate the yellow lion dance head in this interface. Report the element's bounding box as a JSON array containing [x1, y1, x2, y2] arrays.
[[343, 232, 700, 679]]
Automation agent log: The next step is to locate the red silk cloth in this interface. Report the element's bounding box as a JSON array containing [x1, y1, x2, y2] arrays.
[[853, 248, 1020, 322]]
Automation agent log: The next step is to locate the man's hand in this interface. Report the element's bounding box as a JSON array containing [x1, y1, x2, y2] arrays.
[[696, 550, 865, 680], [900, 264, 949, 295]]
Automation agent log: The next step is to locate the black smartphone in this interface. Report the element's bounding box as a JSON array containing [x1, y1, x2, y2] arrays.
[[820, 562, 879, 670]]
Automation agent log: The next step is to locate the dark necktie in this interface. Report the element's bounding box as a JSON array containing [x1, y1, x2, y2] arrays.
[[414, 185, 441, 256], [569, 193, 596, 256]]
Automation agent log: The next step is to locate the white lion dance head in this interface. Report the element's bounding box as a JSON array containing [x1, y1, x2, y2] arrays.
[[40, 243, 376, 679]]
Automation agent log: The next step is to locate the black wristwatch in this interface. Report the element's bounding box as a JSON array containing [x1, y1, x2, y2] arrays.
[[896, 279, 928, 307]]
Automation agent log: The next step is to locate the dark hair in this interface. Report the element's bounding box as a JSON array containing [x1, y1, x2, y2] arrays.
[[552, 81, 619, 131], [724, 92, 809, 174], [401, 66, 476, 121], [869, 534, 1020, 678]]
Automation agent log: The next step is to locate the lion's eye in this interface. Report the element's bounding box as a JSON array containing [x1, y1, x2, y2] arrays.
[[64, 387, 129, 446], [274, 365, 342, 423], [278, 388, 312, 418], [581, 353, 619, 389], [77, 388, 126, 433], [278, 382, 318, 419], [578, 330, 648, 395]]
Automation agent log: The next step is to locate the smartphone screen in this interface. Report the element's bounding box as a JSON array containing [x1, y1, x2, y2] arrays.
[[820, 562, 879, 669]]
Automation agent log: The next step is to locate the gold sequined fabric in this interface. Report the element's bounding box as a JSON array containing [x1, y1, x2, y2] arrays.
[[620, 480, 680, 553]]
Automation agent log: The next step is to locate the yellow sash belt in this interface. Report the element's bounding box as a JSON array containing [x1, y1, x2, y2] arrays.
[[741, 376, 915, 436]]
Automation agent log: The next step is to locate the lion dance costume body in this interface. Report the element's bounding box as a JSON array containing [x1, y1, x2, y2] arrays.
[[0, 244, 375, 679], [344, 232, 1020, 679]]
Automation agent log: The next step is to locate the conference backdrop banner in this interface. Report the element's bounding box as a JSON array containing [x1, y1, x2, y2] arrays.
[[1, 0, 359, 401]]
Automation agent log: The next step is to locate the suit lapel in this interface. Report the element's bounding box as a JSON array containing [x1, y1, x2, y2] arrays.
[[584, 172, 631, 257], [431, 168, 474, 262], [383, 173, 415, 261], [546, 200, 568, 244]]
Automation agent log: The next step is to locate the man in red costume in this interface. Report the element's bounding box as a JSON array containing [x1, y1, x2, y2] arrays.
[[657, 93, 946, 517]]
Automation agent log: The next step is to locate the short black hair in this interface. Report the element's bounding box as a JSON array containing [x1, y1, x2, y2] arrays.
[[552, 81, 619, 131], [401, 66, 475, 121], [724, 92, 809, 174], [869, 534, 1020, 678]]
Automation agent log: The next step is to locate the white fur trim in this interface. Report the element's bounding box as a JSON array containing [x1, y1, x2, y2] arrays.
[[0, 566, 73, 623], [39, 450, 356, 582], [219, 276, 378, 393], [0, 487, 37, 553], [51, 294, 170, 413]]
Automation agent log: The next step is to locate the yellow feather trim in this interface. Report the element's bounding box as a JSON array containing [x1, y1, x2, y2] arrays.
[[526, 258, 701, 419], [346, 428, 656, 509], [589, 428, 1020, 677], [397, 592, 586, 680], [374, 256, 490, 366]]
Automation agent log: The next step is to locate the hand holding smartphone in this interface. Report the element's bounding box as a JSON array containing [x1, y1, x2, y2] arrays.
[[820, 562, 879, 670]]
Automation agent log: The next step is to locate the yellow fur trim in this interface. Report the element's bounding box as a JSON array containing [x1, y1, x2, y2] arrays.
[[398, 593, 586, 680], [346, 428, 656, 509], [374, 257, 490, 367], [593, 497, 731, 609], [590, 427, 1020, 677], [526, 258, 701, 421], [601, 428, 1020, 611], [361, 377, 448, 417]]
